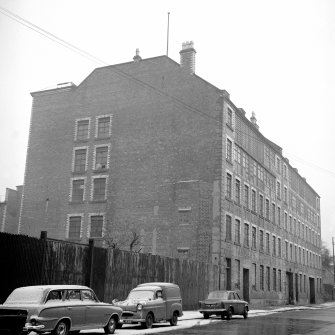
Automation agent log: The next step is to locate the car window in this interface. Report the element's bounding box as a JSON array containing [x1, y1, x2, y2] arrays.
[[235, 292, 241, 300], [46, 290, 63, 302], [228, 292, 234, 300], [165, 287, 180, 299], [208, 291, 229, 299], [5, 287, 45, 304], [128, 290, 155, 300], [82, 290, 97, 302], [66, 290, 81, 300], [155, 291, 163, 300]]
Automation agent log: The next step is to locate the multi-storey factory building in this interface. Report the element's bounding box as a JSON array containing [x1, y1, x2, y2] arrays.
[[19, 42, 322, 306]]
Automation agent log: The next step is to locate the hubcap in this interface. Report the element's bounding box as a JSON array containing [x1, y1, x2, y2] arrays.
[[109, 318, 115, 331], [57, 323, 67, 335]]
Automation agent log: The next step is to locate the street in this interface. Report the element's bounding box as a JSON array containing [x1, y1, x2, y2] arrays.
[[73, 303, 335, 335], [145, 305, 335, 335]]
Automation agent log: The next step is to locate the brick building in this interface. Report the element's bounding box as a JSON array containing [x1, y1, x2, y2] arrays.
[[19, 42, 322, 306], [1, 186, 23, 234]]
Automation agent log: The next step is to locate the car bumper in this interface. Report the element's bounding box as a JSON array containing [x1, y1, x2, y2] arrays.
[[121, 317, 146, 324], [120, 310, 145, 324], [199, 308, 227, 314], [23, 324, 45, 331]]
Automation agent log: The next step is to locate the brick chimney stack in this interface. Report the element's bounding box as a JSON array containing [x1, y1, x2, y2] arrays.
[[133, 48, 142, 62], [179, 41, 196, 74]]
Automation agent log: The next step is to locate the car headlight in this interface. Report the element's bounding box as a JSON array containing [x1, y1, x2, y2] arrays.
[[137, 304, 143, 311], [30, 318, 37, 326]]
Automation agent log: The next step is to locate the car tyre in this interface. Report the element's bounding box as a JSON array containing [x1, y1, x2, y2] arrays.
[[226, 308, 232, 320], [104, 316, 117, 334], [170, 311, 178, 326], [143, 313, 154, 329], [52, 320, 69, 335], [243, 308, 248, 319], [203, 313, 209, 319]]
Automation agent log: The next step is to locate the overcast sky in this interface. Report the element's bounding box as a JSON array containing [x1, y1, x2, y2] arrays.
[[1, 0, 334, 249]]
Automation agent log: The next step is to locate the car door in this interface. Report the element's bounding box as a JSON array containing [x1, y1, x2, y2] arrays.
[[233, 292, 243, 314], [150, 290, 165, 321], [82, 289, 108, 327], [228, 292, 235, 313], [64, 289, 86, 329]]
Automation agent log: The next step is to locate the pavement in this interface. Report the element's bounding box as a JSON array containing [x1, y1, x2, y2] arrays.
[[179, 301, 335, 320]]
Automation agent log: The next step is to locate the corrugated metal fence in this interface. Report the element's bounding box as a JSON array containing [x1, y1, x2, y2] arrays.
[[0, 232, 219, 309]]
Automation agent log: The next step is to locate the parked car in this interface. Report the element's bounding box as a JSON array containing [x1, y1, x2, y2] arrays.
[[0, 284, 123, 335], [113, 282, 183, 329], [198, 290, 248, 320]]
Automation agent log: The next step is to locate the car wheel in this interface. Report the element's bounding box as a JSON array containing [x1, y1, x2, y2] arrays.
[[226, 308, 232, 320], [104, 316, 117, 334], [169, 311, 178, 326], [52, 320, 69, 335], [144, 313, 154, 329], [243, 308, 248, 319], [203, 313, 209, 319]]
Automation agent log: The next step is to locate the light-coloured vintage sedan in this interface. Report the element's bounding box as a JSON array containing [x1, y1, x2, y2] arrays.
[[199, 290, 249, 320], [0, 285, 122, 335]]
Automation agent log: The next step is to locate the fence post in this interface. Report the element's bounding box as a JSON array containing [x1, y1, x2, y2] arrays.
[[86, 239, 95, 287], [40, 231, 48, 284]]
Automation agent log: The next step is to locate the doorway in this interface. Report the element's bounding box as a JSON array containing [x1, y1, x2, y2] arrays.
[[286, 271, 294, 304], [309, 277, 315, 304], [226, 258, 231, 290], [243, 268, 250, 302], [295, 273, 299, 303]]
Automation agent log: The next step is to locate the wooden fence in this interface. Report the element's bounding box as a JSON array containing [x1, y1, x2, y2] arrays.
[[0, 232, 219, 309]]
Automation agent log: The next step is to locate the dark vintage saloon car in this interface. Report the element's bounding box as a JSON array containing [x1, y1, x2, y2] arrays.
[[0, 285, 123, 335], [199, 290, 248, 320], [113, 282, 183, 329]]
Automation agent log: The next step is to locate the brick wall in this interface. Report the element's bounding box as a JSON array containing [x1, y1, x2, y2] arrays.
[[20, 56, 222, 262]]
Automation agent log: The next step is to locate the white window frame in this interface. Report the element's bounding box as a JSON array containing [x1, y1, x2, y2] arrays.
[[70, 177, 87, 202], [72, 146, 89, 172], [91, 175, 108, 201], [251, 188, 257, 212], [66, 214, 84, 239], [235, 176, 241, 204], [95, 114, 113, 138], [244, 183, 250, 209], [93, 144, 111, 170], [87, 213, 106, 238], [75, 117, 91, 141], [226, 106, 234, 128], [251, 224, 257, 249], [226, 135, 234, 162]]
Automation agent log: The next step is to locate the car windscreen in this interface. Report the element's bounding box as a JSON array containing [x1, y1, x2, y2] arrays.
[[5, 287, 45, 304], [207, 291, 229, 299], [128, 290, 155, 300]]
